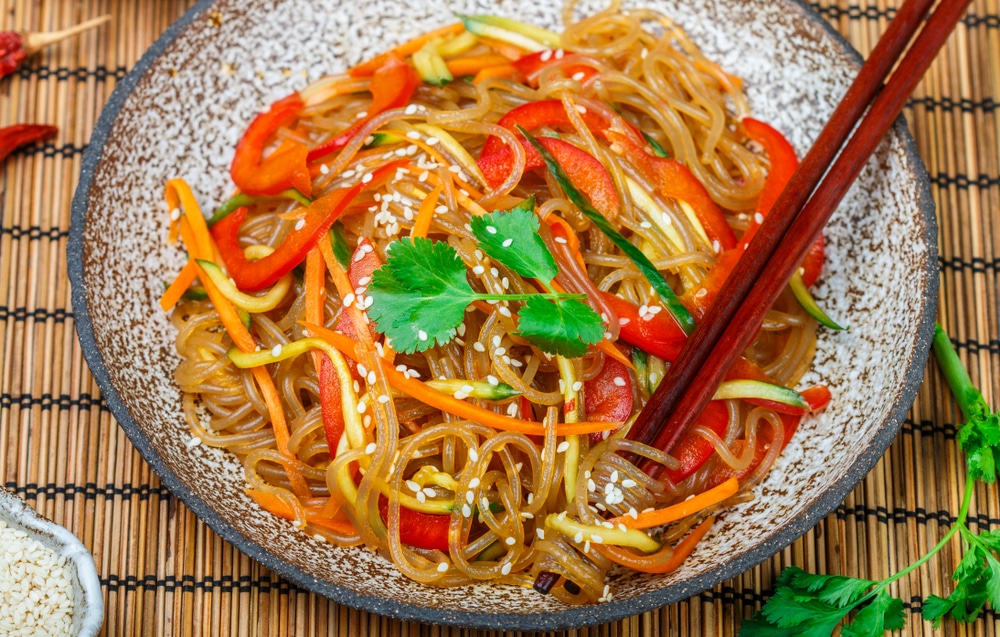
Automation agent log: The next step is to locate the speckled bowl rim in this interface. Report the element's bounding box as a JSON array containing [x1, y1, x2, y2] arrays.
[[67, 0, 937, 630], [0, 488, 105, 637]]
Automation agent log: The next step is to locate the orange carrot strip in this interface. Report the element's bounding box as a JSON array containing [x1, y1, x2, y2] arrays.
[[301, 321, 619, 436], [475, 37, 527, 61], [472, 64, 519, 84], [446, 54, 512, 77], [247, 489, 357, 535], [349, 22, 465, 76], [411, 183, 444, 238], [305, 248, 326, 372], [653, 516, 715, 573], [611, 478, 738, 530], [166, 179, 213, 259], [193, 258, 309, 496], [160, 259, 200, 312], [599, 515, 715, 574]]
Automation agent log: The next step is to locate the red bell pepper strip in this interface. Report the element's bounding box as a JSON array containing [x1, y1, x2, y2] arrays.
[[606, 130, 736, 252], [212, 160, 408, 291], [599, 291, 687, 361], [319, 238, 385, 455], [510, 50, 597, 89], [377, 496, 450, 552], [478, 136, 620, 218], [661, 400, 729, 484], [230, 93, 312, 198], [480, 99, 624, 158], [0, 124, 57, 163], [741, 117, 825, 284], [584, 346, 634, 444], [307, 54, 421, 163]]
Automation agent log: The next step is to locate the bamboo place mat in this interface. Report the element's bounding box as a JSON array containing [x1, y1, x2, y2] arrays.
[[1, 0, 999, 635]]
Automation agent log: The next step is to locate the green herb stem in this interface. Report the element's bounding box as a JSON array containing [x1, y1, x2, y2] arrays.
[[933, 323, 986, 422]]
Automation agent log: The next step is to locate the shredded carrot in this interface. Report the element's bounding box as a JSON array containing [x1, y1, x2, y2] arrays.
[[305, 248, 326, 372], [247, 489, 357, 535], [160, 259, 199, 312], [349, 22, 466, 76], [421, 170, 484, 208], [473, 64, 519, 84], [191, 255, 310, 497], [411, 183, 444, 238], [446, 54, 512, 77], [611, 478, 738, 530], [166, 179, 213, 259], [475, 36, 529, 61], [655, 516, 715, 573], [301, 321, 620, 437]]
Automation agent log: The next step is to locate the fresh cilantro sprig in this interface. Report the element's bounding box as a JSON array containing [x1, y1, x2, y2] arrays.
[[366, 197, 603, 357], [741, 323, 1000, 636]]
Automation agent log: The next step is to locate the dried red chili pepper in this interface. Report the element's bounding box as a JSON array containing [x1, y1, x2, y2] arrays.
[[0, 16, 110, 80], [0, 124, 58, 164]]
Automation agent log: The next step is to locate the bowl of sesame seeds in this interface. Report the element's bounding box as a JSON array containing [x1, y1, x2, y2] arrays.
[[0, 488, 104, 637]]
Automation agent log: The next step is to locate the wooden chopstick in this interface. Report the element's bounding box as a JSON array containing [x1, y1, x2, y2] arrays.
[[627, 0, 972, 470]]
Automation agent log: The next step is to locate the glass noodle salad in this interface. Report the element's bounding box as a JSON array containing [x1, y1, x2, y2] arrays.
[[162, 2, 835, 604]]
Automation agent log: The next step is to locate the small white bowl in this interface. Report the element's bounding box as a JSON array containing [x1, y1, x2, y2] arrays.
[[0, 488, 104, 637]]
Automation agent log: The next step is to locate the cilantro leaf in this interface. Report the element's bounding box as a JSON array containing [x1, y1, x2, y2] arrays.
[[367, 237, 477, 353], [921, 544, 991, 627], [783, 567, 875, 607], [516, 296, 603, 358], [841, 589, 905, 637], [957, 410, 1000, 482], [470, 197, 558, 284]]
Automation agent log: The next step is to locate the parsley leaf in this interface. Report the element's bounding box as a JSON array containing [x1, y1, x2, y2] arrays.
[[366, 203, 604, 357], [517, 296, 603, 358], [743, 324, 1000, 636], [367, 237, 476, 353], [841, 589, 905, 637], [469, 197, 558, 284]]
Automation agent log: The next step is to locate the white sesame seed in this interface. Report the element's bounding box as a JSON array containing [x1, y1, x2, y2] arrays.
[[357, 401, 367, 414], [185, 436, 202, 448], [462, 504, 473, 517], [473, 341, 486, 352], [501, 238, 513, 247], [610, 470, 620, 483], [540, 50, 553, 62], [505, 536, 516, 546], [466, 491, 475, 504], [361, 172, 373, 184], [613, 376, 627, 387], [469, 449, 479, 462], [472, 265, 485, 275], [418, 330, 428, 341], [437, 562, 449, 573], [487, 375, 499, 386], [575, 104, 587, 113], [574, 532, 584, 543], [572, 381, 583, 392], [426, 137, 440, 146], [622, 479, 637, 488], [406, 480, 421, 492], [294, 218, 306, 231], [416, 491, 426, 503], [536, 528, 546, 540], [271, 344, 283, 357], [365, 442, 377, 455], [572, 71, 586, 81], [404, 104, 418, 115], [170, 208, 181, 221], [485, 225, 498, 234], [501, 563, 513, 576], [557, 441, 570, 453]]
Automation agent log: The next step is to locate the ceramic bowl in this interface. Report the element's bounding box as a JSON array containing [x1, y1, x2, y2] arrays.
[[0, 489, 104, 637], [68, 0, 936, 629]]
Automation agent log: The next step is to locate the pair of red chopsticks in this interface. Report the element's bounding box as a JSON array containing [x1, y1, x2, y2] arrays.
[[626, 0, 971, 467]]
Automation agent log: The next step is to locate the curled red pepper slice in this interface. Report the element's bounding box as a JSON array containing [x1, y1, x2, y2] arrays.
[[478, 136, 620, 218], [307, 54, 420, 163], [741, 117, 825, 286], [377, 497, 450, 552], [480, 99, 625, 158], [319, 238, 384, 455], [212, 160, 408, 291], [606, 130, 736, 252], [510, 50, 598, 89], [230, 93, 312, 198], [585, 346, 634, 444]]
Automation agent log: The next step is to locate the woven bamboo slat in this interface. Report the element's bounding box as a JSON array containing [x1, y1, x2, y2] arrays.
[[1, 0, 999, 634]]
